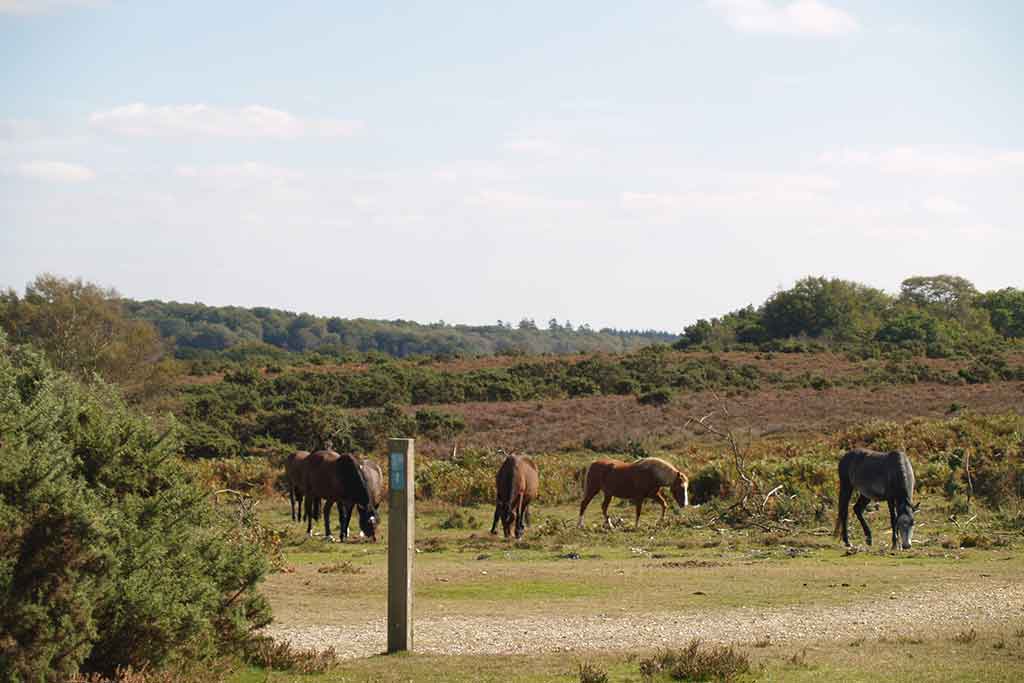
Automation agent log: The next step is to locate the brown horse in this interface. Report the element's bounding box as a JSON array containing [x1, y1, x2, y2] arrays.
[[285, 450, 318, 522], [578, 457, 689, 529], [489, 454, 539, 539], [303, 450, 378, 541], [342, 459, 385, 541]]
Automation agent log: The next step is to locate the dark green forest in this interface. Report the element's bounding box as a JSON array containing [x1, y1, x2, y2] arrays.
[[121, 299, 679, 358]]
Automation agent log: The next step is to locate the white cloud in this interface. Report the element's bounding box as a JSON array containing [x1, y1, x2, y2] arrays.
[[621, 173, 837, 215], [502, 138, 564, 156], [0, 0, 105, 14], [0, 118, 45, 140], [176, 162, 304, 183], [17, 160, 95, 182], [708, 0, 860, 37], [820, 146, 1024, 176], [90, 103, 362, 139], [466, 190, 586, 211], [175, 162, 309, 202], [922, 196, 968, 215]]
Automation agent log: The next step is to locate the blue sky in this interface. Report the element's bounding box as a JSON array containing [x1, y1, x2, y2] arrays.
[[2, 1, 1021, 330]]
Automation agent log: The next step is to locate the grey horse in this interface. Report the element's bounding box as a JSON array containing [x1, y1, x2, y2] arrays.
[[834, 449, 918, 550]]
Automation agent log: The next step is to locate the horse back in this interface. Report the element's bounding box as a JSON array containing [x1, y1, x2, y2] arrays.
[[360, 459, 385, 507], [303, 449, 341, 499], [497, 454, 539, 504], [841, 449, 914, 502], [286, 450, 311, 489]]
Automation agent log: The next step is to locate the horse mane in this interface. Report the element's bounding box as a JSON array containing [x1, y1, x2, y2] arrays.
[[891, 451, 914, 504], [336, 454, 373, 509], [633, 457, 680, 487]]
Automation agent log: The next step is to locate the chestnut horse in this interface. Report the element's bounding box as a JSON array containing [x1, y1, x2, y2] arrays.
[[303, 450, 378, 541], [342, 459, 385, 541], [490, 454, 539, 539], [578, 457, 688, 529]]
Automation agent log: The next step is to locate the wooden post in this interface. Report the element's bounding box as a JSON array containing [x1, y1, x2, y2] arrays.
[[387, 438, 414, 653]]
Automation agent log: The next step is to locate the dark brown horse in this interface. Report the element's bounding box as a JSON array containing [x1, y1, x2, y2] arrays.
[[835, 449, 917, 550], [303, 450, 377, 541], [285, 450, 318, 522], [489, 454, 539, 539], [342, 459, 385, 541], [578, 457, 688, 529]]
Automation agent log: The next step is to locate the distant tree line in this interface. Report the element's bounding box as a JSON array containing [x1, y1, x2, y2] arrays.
[[675, 275, 1024, 357], [120, 299, 678, 358]]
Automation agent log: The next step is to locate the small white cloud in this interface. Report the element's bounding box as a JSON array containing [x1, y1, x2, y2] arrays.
[[176, 162, 309, 202], [922, 196, 968, 215], [18, 160, 95, 182], [90, 103, 362, 139], [466, 190, 586, 211], [176, 162, 304, 183], [0, 0, 106, 14], [502, 138, 564, 156], [0, 118, 45, 140], [708, 0, 860, 37], [820, 146, 1024, 176]]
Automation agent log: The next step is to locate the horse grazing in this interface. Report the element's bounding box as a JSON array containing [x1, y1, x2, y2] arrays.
[[834, 449, 918, 550], [285, 450, 320, 522], [489, 454, 539, 539], [342, 459, 385, 541], [578, 457, 689, 529], [303, 449, 378, 542]]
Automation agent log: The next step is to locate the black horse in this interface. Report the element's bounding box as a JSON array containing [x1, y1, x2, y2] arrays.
[[303, 450, 378, 541], [834, 449, 918, 550]]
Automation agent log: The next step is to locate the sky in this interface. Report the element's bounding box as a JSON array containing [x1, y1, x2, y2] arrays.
[[2, 1, 1022, 331]]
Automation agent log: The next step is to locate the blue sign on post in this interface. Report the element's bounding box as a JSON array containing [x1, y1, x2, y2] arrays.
[[390, 451, 405, 491]]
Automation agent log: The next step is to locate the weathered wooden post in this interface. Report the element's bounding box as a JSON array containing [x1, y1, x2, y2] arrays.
[[387, 437, 414, 653]]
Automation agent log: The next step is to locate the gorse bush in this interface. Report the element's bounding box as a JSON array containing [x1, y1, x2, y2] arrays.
[[0, 333, 270, 682], [639, 640, 751, 681]]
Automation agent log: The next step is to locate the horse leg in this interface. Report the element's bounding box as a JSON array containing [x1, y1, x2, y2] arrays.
[[323, 500, 334, 541], [601, 493, 614, 529], [344, 501, 357, 541], [835, 477, 853, 546], [298, 491, 305, 522], [654, 490, 668, 525], [514, 498, 527, 539], [887, 498, 898, 551], [853, 495, 872, 546], [578, 487, 600, 529], [633, 498, 645, 529], [341, 500, 352, 540], [491, 500, 502, 535], [305, 495, 314, 536], [289, 487, 296, 521], [519, 500, 531, 537]]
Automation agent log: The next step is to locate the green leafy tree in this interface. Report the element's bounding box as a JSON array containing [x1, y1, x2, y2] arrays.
[[0, 274, 164, 384], [978, 288, 1024, 338], [761, 276, 889, 342]]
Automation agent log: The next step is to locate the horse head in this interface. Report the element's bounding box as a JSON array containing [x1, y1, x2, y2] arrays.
[[896, 499, 915, 549], [671, 472, 689, 507], [358, 503, 379, 542]]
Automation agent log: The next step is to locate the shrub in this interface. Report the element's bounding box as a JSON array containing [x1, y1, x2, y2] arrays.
[[689, 463, 732, 504], [0, 334, 271, 681], [578, 661, 609, 683], [639, 640, 751, 681], [638, 387, 673, 406]]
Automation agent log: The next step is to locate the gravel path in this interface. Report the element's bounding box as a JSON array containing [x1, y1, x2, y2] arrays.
[[266, 580, 1024, 658]]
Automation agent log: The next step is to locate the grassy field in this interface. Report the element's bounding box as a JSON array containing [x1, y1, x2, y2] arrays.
[[236, 496, 1024, 681]]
